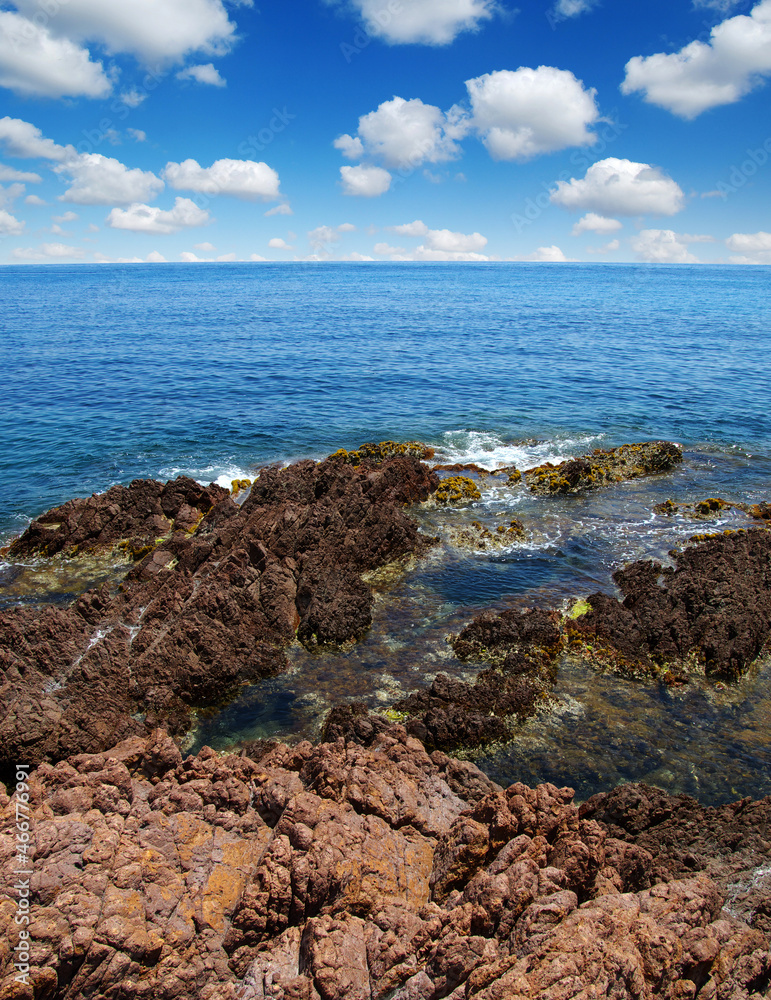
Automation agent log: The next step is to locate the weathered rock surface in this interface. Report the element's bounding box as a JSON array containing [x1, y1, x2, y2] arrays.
[[2, 730, 769, 999], [0, 453, 438, 770], [569, 527, 771, 680], [525, 440, 682, 495], [375, 528, 771, 753], [8, 477, 229, 560]]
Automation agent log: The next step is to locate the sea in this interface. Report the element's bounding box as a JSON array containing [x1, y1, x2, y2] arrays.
[[1, 261, 770, 804]]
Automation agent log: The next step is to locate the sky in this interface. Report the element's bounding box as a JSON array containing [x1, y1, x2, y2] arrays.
[[0, 0, 769, 264]]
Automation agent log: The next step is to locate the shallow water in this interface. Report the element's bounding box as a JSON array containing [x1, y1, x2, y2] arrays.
[[1, 263, 770, 804]]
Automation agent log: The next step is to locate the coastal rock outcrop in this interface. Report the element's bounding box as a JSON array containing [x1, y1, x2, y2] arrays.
[[525, 440, 682, 495], [2, 729, 769, 999], [0, 452, 438, 770], [377, 528, 771, 753]]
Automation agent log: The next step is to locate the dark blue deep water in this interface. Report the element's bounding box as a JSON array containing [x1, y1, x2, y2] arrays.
[[1, 261, 770, 803]]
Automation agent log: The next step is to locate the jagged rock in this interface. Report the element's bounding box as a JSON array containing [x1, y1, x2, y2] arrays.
[[0, 453, 438, 769], [1, 731, 769, 999], [525, 440, 682, 496]]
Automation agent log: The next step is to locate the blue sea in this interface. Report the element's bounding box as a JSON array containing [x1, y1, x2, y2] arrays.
[[1, 261, 770, 803]]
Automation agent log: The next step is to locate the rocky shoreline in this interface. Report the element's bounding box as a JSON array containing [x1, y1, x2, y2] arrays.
[[1, 440, 770, 997]]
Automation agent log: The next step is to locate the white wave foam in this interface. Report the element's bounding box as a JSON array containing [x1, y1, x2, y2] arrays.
[[433, 429, 603, 471], [159, 462, 256, 491]]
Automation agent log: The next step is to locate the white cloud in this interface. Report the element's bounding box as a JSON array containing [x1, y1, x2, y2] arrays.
[[164, 158, 281, 201], [0, 117, 72, 161], [217, 252, 236, 261], [0, 209, 24, 236], [571, 213, 622, 235], [13, 242, 85, 260], [0, 12, 112, 99], [338, 222, 357, 232], [106, 197, 211, 234], [466, 67, 600, 161], [146, 250, 166, 262], [342, 0, 496, 45], [340, 252, 375, 261], [621, 0, 771, 118], [268, 237, 293, 250], [11, 0, 246, 64], [0, 182, 25, 208], [550, 0, 598, 19], [128, 129, 147, 143], [586, 239, 621, 254], [631, 230, 699, 263], [24, 194, 46, 206], [725, 230, 771, 263], [424, 228, 487, 253], [176, 63, 226, 87], [53, 211, 79, 224], [194, 241, 216, 251], [250, 253, 268, 261], [389, 219, 429, 237], [334, 134, 365, 160], [339, 97, 463, 170], [550, 158, 685, 216], [512, 245, 569, 261], [308, 226, 342, 253], [265, 203, 293, 216], [180, 252, 204, 262], [340, 164, 392, 197], [0, 163, 41, 182], [374, 242, 405, 255], [121, 90, 148, 108], [56, 153, 164, 206]]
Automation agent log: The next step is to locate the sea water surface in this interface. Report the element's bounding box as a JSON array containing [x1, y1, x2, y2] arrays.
[[1, 262, 770, 803]]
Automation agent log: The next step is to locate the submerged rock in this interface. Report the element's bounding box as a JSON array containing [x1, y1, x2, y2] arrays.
[[525, 440, 682, 495], [0, 452, 438, 770], [1, 729, 769, 999]]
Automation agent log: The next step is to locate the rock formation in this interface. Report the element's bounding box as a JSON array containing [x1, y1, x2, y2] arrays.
[[1, 729, 769, 999], [0, 453, 437, 771]]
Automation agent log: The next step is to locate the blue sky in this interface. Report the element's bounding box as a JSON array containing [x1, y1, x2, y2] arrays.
[[0, 0, 769, 263]]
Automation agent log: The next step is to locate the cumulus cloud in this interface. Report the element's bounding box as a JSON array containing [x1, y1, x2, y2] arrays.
[[127, 129, 147, 143], [24, 194, 46, 206], [389, 219, 429, 237], [0, 208, 24, 236], [13, 242, 85, 260], [0, 117, 72, 161], [337, 96, 463, 170], [106, 197, 211, 234], [52, 211, 79, 223], [571, 213, 622, 235], [550, 158, 685, 216], [374, 242, 406, 255], [0, 182, 24, 208], [630, 230, 700, 263], [0, 163, 41, 182], [339, 0, 496, 45], [164, 158, 281, 201], [176, 63, 226, 87], [621, 0, 771, 118], [268, 237, 293, 250], [550, 0, 599, 19], [56, 154, 164, 206], [423, 228, 487, 253], [0, 12, 112, 99], [512, 245, 569, 261], [725, 230, 771, 263], [11, 0, 246, 64], [194, 241, 216, 252], [265, 203, 293, 216], [466, 67, 600, 160], [250, 254, 268, 261], [146, 250, 166, 262], [340, 164, 392, 197]]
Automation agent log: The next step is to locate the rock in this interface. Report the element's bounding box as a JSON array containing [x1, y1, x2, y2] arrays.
[[0, 452, 438, 769], [444, 519, 526, 552], [525, 440, 682, 495], [568, 527, 771, 680], [1, 732, 769, 999]]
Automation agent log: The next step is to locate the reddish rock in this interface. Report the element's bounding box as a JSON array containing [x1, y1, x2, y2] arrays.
[[1, 731, 769, 1000], [0, 454, 438, 770]]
